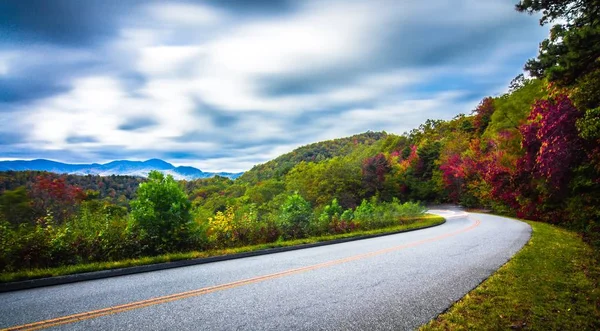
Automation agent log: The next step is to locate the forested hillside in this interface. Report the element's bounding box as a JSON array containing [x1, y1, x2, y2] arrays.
[[237, 131, 387, 184]]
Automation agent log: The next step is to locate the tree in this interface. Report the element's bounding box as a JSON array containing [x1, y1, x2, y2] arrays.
[[484, 79, 547, 137], [0, 187, 33, 226], [472, 97, 495, 134], [277, 192, 312, 239], [516, 0, 600, 86], [524, 94, 584, 192], [415, 141, 442, 181], [29, 175, 86, 223], [285, 156, 363, 208], [130, 171, 194, 252], [439, 154, 466, 203], [362, 153, 391, 198]]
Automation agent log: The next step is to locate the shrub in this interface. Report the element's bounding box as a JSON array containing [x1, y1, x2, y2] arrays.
[[130, 171, 196, 253], [278, 192, 312, 239], [353, 198, 426, 230], [315, 199, 356, 234]]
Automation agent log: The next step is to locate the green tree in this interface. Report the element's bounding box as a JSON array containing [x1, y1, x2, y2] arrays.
[[277, 192, 312, 239], [484, 79, 546, 137], [516, 0, 600, 86], [130, 171, 195, 252], [0, 187, 33, 226], [286, 158, 358, 208]]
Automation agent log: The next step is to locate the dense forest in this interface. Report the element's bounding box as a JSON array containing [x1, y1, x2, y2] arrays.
[[0, 0, 598, 272]]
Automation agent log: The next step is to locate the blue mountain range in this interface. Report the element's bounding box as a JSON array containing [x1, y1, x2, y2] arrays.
[[0, 159, 242, 180]]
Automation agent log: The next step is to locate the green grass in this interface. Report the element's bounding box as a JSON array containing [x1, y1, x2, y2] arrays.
[[421, 219, 600, 331], [0, 214, 444, 284]]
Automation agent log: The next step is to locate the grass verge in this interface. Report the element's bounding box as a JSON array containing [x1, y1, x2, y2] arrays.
[[0, 214, 444, 284], [421, 219, 600, 330]]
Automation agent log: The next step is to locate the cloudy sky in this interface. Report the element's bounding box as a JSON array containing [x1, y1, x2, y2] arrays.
[[0, 0, 547, 172]]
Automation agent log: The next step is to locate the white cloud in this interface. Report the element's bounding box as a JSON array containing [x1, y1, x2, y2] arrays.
[[3, 0, 549, 172], [25, 76, 211, 152], [184, 0, 397, 112]]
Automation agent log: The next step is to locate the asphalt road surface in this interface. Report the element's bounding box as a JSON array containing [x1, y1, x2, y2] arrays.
[[0, 208, 531, 331]]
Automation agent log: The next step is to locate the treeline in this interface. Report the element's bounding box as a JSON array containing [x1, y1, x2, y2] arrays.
[[0, 171, 144, 206]]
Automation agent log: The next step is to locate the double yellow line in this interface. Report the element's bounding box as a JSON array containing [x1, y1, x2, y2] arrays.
[[3, 218, 480, 331]]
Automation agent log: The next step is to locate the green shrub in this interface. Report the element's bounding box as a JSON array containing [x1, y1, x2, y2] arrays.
[[277, 192, 312, 239], [314, 199, 357, 234], [340, 209, 354, 222], [353, 198, 426, 230], [130, 171, 196, 253]]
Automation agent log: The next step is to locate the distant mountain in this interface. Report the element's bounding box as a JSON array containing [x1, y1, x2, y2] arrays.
[[0, 159, 242, 180]]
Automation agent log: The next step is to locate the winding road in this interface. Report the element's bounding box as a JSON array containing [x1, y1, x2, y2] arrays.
[[0, 208, 531, 331]]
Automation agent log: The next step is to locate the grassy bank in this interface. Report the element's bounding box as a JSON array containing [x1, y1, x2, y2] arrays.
[[0, 214, 443, 284], [421, 219, 600, 330]]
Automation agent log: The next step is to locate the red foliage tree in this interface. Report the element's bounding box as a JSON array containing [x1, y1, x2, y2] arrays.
[[526, 94, 584, 191], [439, 154, 466, 203], [473, 97, 495, 134], [486, 94, 584, 221], [362, 153, 391, 197], [30, 175, 87, 223]]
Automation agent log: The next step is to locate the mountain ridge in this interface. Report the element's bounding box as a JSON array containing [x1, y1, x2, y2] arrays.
[[0, 159, 242, 180]]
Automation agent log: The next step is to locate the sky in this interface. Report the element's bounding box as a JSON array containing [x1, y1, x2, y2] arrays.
[[0, 0, 548, 172]]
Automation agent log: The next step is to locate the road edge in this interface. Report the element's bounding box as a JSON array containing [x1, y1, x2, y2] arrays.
[[420, 214, 600, 330], [0, 218, 446, 293], [420, 212, 533, 328]]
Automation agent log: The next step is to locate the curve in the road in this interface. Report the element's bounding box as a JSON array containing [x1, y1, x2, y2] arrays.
[[3, 218, 481, 331], [0, 210, 531, 331]]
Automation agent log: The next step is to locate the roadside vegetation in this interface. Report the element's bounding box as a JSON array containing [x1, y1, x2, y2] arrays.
[[0, 169, 432, 278], [421, 219, 600, 330], [0, 214, 443, 283]]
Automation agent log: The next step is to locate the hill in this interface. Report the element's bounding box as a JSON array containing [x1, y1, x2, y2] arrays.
[[237, 131, 388, 184]]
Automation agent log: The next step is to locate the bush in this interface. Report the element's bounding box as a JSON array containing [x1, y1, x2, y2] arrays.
[[205, 204, 280, 249], [278, 192, 312, 239], [314, 199, 357, 234], [353, 198, 426, 230], [130, 171, 197, 253]]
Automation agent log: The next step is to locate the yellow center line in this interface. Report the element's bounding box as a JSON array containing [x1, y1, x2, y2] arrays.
[[3, 218, 481, 331]]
